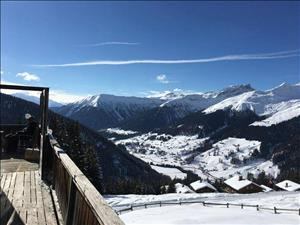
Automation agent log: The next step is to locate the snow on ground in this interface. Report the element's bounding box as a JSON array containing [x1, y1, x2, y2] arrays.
[[106, 128, 138, 135], [250, 101, 300, 127], [116, 133, 207, 166], [190, 180, 217, 192], [105, 192, 300, 209], [120, 203, 299, 224], [261, 185, 273, 192], [151, 165, 187, 180], [224, 176, 253, 191], [175, 183, 195, 193], [276, 180, 300, 191], [192, 137, 280, 179], [117, 135, 279, 180], [107, 192, 300, 224]]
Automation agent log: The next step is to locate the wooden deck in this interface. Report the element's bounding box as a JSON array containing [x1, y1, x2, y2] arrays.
[[1, 158, 39, 173], [0, 161, 59, 225]]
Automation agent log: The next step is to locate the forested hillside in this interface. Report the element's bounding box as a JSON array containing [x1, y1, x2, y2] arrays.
[[0, 93, 171, 194]]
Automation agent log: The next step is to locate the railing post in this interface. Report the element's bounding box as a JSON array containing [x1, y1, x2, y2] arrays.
[[65, 177, 77, 225], [241, 204, 243, 209], [256, 205, 259, 211], [227, 203, 229, 208]]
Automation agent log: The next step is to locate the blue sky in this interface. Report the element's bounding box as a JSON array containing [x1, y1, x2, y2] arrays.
[[1, 1, 300, 103]]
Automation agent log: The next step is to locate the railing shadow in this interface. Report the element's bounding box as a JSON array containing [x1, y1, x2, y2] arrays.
[[0, 188, 25, 225]]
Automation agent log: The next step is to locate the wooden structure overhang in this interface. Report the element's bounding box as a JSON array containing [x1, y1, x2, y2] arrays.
[[0, 84, 124, 225]]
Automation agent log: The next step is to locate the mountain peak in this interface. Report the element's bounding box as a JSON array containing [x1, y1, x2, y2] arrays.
[[217, 84, 254, 98]]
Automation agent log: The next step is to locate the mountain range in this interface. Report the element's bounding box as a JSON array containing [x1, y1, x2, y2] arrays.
[[2, 82, 300, 188], [53, 83, 300, 132]]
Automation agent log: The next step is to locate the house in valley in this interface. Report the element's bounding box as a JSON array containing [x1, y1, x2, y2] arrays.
[[224, 176, 263, 193], [175, 183, 195, 193], [275, 180, 300, 191], [190, 180, 217, 193]]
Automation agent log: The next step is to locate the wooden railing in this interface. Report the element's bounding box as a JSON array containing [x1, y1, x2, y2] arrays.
[[45, 134, 125, 225]]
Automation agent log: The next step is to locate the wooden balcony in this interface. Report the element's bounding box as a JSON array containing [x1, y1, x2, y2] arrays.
[[1, 84, 124, 225]]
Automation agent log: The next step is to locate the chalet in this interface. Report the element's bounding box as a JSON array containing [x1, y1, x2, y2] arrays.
[[224, 176, 263, 193], [275, 180, 300, 191], [175, 183, 195, 193], [260, 185, 273, 192], [190, 180, 217, 193]]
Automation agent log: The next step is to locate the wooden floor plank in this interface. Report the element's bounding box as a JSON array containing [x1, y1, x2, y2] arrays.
[[42, 184, 58, 225], [24, 171, 31, 208], [31, 170, 37, 205], [35, 171, 47, 225], [0, 173, 7, 190], [1, 166, 60, 225]]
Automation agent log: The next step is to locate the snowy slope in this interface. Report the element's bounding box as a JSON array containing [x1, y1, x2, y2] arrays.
[[250, 100, 300, 126], [116, 133, 207, 166], [151, 165, 187, 179], [204, 83, 300, 125], [160, 84, 254, 114], [192, 137, 280, 179], [175, 183, 195, 193]]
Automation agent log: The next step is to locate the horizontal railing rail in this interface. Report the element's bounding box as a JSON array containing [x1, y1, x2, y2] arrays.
[[46, 134, 124, 225]]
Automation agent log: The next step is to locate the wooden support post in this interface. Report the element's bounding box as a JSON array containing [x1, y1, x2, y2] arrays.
[[227, 203, 229, 208], [179, 201, 181, 205], [241, 204, 243, 209], [203, 202, 206, 206], [145, 204, 147, 209], [256, 205, 259, 211], [130, 205, 133, 211], [274, 207, 277, 214], [65, 178, 76, 225], [160, 201, 162, 207]]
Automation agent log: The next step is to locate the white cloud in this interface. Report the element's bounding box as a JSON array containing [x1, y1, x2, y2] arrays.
[[33, 49, 300, 67], [49, 90, 87, 104], [82, 41, 140, 47], [146, 88, 202, 98], [1, 70, 3, 75], [16, 72, 40, 81], [1, 79, 86, 104], [156, 74, 170, 84]]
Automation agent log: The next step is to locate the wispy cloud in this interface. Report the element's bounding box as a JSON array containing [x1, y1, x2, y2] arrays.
[[33, 49, 300, 67], [16, 72, 40, 81], [156, 74, 170, 84], [81, 41, 140, 47], [0, 70, 3, 75]]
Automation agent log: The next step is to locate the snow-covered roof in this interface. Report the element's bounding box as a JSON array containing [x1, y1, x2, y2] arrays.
[[276, 180, 300, 191], [224, 176, 254, 191], [260, 185, 273, 192], [190, 180, 217, 191], [175, 183, 195, 193]]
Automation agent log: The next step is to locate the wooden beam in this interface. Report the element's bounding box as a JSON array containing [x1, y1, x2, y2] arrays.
[[0, 84, 48, 92]]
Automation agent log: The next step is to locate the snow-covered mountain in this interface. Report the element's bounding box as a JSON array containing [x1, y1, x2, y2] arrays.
[[54, 84, 254, 130], [204, 83, 300, 125]]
